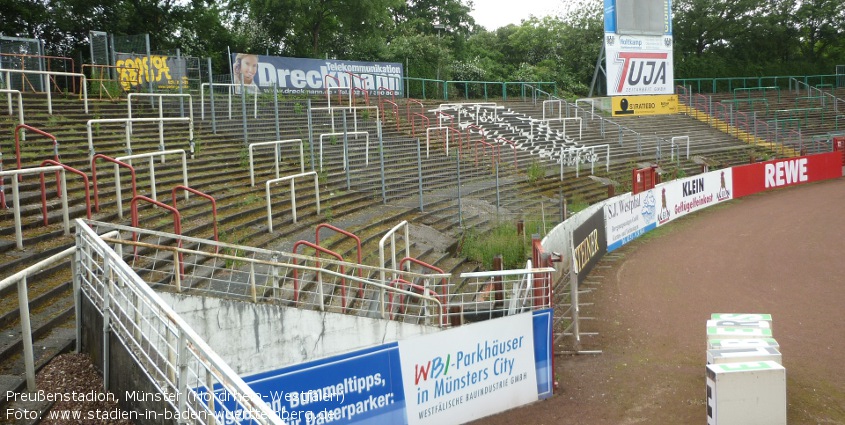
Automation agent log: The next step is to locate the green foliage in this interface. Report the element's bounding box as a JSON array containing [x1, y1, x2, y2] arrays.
[[568, 194, 590, 214], [526, 161, 545, 183], [293, 102, 304, 115], [460, 223, 529, 270]]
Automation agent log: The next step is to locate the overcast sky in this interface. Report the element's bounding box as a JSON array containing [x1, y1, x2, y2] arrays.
[[469, 0, 563, 30]]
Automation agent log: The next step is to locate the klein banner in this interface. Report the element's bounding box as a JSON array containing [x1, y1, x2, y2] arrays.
[[655, 169, 733, 226], [611, 94, 677, 116], [731, 152, 843, 198], [231, 54, 404, 96], [115, 53, 188, 91]]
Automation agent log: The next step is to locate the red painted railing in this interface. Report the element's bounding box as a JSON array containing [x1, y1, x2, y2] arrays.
[[315, 223, 363, 299], [411, 113, 430, 137], [292, 240, 349, 312], [131, 195, 183, 274], [406, 99, 425, 122], [91, 154, 137, 213], [387, 278, 446, 326], [0, 53, 77, 93], [172, 185, 218, 243], [399, 257, 447, 296], [39, 160, 90, 225], [381, 99, 400, 131], [15, 124, 59, 182]]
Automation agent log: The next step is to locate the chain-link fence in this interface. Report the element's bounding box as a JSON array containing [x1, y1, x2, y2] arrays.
[[0, 36, 46, 92]]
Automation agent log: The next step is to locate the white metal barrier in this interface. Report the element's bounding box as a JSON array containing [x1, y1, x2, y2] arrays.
[[673, 135, 691, 160], [249, 139, 305, 187], [199, 82, 258, 120], [378, 220, 411, 318], [127, 93, 194, 136], [116, 149, 189, 209], [559, 144, 610, 179], [2, 89, 25, 135], [319, 131, 370, 170], [74, 221, 285, 424], [2, 69, 88, 114], [265, 171, 320, 230], [543, 99, 563, 121], [0, 229, 113, 393], [0, 166, 68, 249], [310, 105, 379, 134], [86, 117, 193, 161], [425, 126, 455, 157]]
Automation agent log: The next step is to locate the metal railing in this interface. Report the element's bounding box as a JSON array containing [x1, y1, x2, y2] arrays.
[[75, 221, 284, 424], [116, 149, 189, 205], [86, 117, 193, 161], [265, 171, 320, 229], [248, 139, 305, 187], [199, 82, 258, 120], [0, 166, 69, 249], [1, 69, 89, 113]]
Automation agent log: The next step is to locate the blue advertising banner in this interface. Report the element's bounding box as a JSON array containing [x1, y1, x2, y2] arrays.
[[202, 343, 406, 425], [231, 54, 404, 97], [532, 309, 554, 400], [197, 310, 554, 424]]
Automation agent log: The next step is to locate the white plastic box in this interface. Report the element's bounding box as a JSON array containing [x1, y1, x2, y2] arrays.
[[705, 361, 786, 425], [706, 346, 782, 365], [707, 338, 779, 350]]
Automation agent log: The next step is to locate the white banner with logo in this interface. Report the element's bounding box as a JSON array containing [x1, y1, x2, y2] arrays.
[[398, 313, 538, 425], [656, 169, 733, 226], [605, 34, 674, 96]]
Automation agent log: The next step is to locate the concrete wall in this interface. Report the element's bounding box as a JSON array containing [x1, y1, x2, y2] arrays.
[[156, 293, 437, 376]]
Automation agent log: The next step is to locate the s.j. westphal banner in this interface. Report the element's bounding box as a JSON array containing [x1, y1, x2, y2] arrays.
[[230, 54, 404, 97]]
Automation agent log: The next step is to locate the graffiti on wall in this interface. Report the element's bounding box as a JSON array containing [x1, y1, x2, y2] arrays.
[[115, 53, 188, 91]]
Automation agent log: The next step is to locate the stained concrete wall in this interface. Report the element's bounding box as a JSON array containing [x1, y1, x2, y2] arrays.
[[156, 293, 437, 376]]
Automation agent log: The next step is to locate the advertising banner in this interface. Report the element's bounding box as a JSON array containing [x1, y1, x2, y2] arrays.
[[201, 343, 407, 424], [605, 35, 674, 96], [611, 94, 678, 116], [605, 189, 658, 252], [571, 209, 607, 282], [230, 54, 404, 97], [731, 152, 843, 198], [532, 309, 555, 400], [198, 310, 552, 424], [399, 313, 538, 425], [656, 169, 733, 226], [115, 53, 188, 91]]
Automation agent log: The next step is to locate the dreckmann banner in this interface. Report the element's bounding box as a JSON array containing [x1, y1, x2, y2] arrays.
[[231, 53, 404, 97]]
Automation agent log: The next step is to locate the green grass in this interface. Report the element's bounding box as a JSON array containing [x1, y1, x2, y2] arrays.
[[526, 161, 545, 183], [459, 220, 545, 270]]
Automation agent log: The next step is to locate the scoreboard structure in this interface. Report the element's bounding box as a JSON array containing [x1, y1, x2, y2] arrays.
[[602, 0, 677, 116]]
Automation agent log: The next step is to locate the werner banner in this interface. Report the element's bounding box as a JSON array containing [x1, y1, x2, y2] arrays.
[[731, 152, 843, 198], [656, 169, 733, 226], [230, 54, 404, 96]]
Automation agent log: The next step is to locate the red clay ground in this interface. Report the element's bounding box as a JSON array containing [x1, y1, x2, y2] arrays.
[[477, 177, 845, 424]]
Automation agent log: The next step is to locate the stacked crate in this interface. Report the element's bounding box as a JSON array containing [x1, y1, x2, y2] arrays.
[[704, 313, 786, 425]]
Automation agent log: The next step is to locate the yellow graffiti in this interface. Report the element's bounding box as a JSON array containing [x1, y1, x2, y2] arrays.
[[116, 55, 177, 90]]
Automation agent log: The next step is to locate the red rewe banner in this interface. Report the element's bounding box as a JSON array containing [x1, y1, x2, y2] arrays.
[[731, 151, 843, 198]]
